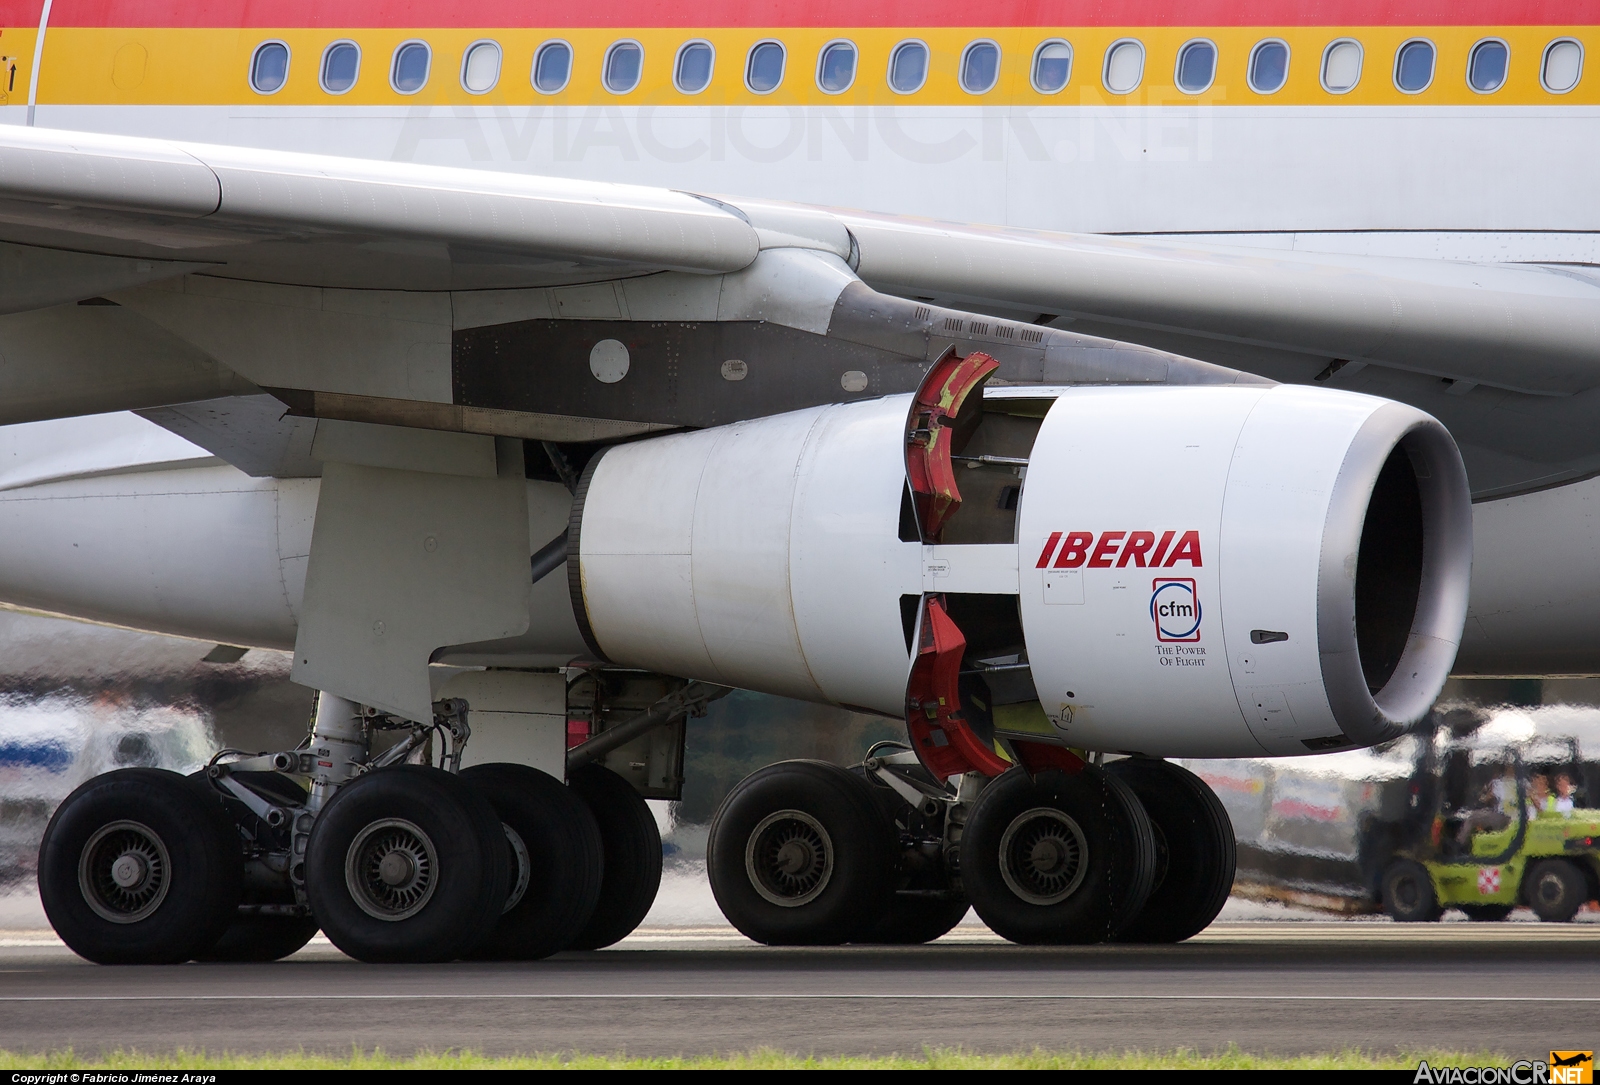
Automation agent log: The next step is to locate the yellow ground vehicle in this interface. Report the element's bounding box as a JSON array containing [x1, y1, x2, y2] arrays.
[[1382, 744, 1600, 922]]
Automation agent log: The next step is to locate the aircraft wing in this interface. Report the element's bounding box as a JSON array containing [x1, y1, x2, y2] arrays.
[[840, 211, 1600, 398], [0, 123, 757, 306], [1, 124, 1597, 497]]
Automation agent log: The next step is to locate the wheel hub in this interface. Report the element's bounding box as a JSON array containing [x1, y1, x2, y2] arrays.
[[377, 851, 414, 887], [998, 808, 1089, 906], [1029, 837, 1070, 874], [775, 839, 816, 875], [746, 810, 834, 908], [345, 818, 439, 921], [78, 820, 171, 924], [110, 853, 148, 889]]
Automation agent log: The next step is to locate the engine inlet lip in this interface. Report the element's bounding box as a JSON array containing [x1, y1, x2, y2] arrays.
[[1316, 404, 1472, 745]]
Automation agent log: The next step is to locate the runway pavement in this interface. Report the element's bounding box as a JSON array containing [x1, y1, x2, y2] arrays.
[[1, 921, 1597, 1059]]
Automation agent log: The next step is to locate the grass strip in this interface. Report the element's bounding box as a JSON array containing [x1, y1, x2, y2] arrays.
[[0, 1046, 1507, 1070]]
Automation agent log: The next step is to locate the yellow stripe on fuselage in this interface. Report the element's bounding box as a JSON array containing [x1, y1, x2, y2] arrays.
[[0, 28, 34, 107], [21, 25, 1600, 107]]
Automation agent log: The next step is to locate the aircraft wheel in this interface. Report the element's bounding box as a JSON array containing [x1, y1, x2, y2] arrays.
[[305, 765, 508, 963], [857, 895, 970, 944], [1526, 859, 1587, 923], [566, 764, 662, 950], [963, 765, 1156, 945], [1381, 860, 1443, 922], [460, 762, 603, 960], [1105, 759, 1236, 943], [198, 914, 320, 961], [1458, 903, 1514, 922], [39, 768, 242, 964], [708, 760, 896, 945]]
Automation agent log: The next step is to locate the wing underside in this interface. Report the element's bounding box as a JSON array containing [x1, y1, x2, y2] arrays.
[[0, 124, 1594, 498]]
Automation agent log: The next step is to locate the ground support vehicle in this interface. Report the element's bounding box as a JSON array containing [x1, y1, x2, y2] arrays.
[[1391, 808, 1600, 923], [1201, 697, 1600, 921]]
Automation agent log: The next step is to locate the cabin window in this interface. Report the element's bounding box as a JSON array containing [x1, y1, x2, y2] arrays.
[[1321, 39, 1363, 93], [1248, 39, 1289, 93], [461, 40, 501, 94], [1543, 38, 1583, 93], [320, 41, 360, 94], [1103, 39, 1144, 93], [1031, 40, 1071, 93], [960, 41, 1000, 94], [604, 41, 643, 94], [533, 41, 572, 94], [1394, 39, 1435, 93], [889, 40, 929, 93], [1175, 39, 1216, 93], [746, 40, 785, 93], [391, 41, 430, 95], [249, 41, 289, 94], [675, 41, 714, 93], [817, 40, 857, 93], [1468, 39, 1508, 93]]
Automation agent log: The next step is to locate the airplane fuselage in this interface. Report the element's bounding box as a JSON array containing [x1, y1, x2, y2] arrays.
[[0, 2, 1596, 243]]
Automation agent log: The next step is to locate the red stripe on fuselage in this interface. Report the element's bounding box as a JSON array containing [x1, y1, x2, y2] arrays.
[[7, 0, 1600, 29], [0, 0, 41, 24]]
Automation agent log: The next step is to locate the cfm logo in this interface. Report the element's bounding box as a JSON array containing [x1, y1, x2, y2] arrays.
[[1037, 530, 1202, 570], [1152, 578, 1202, 642]]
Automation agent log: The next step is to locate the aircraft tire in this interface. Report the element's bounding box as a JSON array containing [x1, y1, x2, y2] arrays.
[[305, 765, 508, 963], [1381, 859, 1444, 922], [708, 760, 896, 945], [565, 764, 662, 950], [1526, 859, 1587, 923], [460, 762, 603, 960], [39, 767, 242, 964], [963, 765, 1156, 945], [856, 895, 970, 944], [1105, 758, 1236, 943], [198, 914, 320, 961]]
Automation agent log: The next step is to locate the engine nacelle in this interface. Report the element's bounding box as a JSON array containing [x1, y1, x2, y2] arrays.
[[570, 382, 1471, 759]]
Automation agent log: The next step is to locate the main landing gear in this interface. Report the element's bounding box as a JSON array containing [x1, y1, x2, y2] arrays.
[[38, 691, 666, 965], [707, 754, 1235, 946]]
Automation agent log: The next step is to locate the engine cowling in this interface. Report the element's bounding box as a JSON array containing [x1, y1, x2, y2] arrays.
[[569, 381, 1471, 759]]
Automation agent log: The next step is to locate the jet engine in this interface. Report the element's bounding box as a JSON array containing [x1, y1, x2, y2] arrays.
[[569, 356, 1472, 760]]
